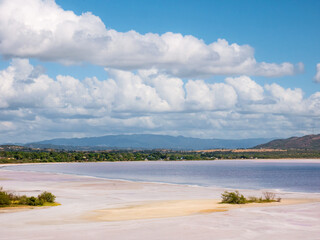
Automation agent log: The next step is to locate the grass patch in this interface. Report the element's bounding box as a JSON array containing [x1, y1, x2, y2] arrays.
[[42, 202, 61, 207], [220, 190, 281, 204]]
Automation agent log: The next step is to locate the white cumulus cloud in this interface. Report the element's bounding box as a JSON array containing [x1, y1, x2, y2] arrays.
[[185, 80, 237, 110], [225, 76, 264, 102], [0, 0, 302, 78], [0, 59, 319, 143]]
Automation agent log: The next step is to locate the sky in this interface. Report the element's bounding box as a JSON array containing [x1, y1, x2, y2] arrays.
[[0, 0, 319, 143]]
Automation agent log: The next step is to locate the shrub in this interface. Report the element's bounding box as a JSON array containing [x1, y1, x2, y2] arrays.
[[263, 192, 276, 202], [18, 195, 28, 205], [247, 196, 259, 203], [221, 190, 247, 204], [36, 198, 44, 206], [221, 190, 279, 204], [8, 192, 19, 201], [26, 196, 44, 206], [0, 187, 56, 207], [0, 190, 11, 207], [38, 191, 56, 203]]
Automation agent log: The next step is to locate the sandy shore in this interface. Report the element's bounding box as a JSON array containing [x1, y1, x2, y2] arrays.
[[1, 168, 320, 240]]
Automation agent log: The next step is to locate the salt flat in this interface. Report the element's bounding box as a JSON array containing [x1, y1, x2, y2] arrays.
[[1, 169, 320, 240]]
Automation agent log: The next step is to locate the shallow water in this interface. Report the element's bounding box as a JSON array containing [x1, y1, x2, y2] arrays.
[[3, 160, 320, 193]]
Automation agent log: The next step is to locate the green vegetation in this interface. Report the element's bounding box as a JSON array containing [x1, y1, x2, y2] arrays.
[[0, 187, 57, 208], [0, 148, 319, 164], [38, 191, 56, 203], [220, 190, 280, 204], [0, 188, 10, 206], [221, 190, 247, 204]]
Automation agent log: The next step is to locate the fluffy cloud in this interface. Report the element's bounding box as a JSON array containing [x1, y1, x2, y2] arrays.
[[225, 76, 264, 102], [0, 59, 319, 143], [314, 63, 320, 83], [0, 0, 302, 78], [185, 80, 237, 110]]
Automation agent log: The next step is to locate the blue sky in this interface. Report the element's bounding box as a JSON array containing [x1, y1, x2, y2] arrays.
[[56, 0, 320, 94], [0, 0, 319, 143]]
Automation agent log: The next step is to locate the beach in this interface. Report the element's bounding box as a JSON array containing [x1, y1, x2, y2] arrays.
[[1, 168, 320, 240]]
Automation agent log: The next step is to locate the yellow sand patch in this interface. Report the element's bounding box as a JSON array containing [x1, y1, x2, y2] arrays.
[[85, 198, 318, 222]]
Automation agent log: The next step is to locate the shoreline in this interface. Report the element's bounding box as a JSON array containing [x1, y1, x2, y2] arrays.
[[1, 168, 319, 211], [1, 166, 320, 203], [1, 158, 320, 166], [0, 168, 317, 195], [2, 159, 320, 195], [1, 158, 320, 172]]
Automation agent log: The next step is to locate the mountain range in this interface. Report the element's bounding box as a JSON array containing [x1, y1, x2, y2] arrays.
[[25, 134, 273, 151]]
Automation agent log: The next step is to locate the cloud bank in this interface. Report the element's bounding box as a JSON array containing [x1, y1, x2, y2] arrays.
[[0, 0, 302, 78], [0, 59, 319, 142]]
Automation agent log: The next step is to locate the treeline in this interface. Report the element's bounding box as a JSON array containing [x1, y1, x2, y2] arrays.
[[0, 149, 320, 163], [0, 151, 197, 163]]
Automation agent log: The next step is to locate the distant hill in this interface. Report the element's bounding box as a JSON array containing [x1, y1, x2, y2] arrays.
[[26, 134, 272, 151], [254, 134, 320, 150]]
